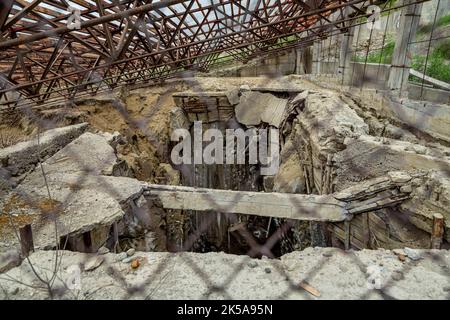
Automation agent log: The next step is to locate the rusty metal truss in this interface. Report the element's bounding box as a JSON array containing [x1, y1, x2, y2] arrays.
[[0, 0, 386, 108]]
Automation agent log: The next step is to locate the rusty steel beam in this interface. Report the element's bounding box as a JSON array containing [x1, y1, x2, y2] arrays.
[[1, 0, 405, 106]]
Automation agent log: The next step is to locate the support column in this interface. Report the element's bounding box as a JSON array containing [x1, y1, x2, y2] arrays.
[[312, 40, 322, 74], [295, 48, 303, 74], [295, 48, 310, 74], [338, 28, 354, 85], [388, 0, 423, 95]]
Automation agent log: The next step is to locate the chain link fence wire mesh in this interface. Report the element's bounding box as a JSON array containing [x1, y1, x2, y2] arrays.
[[0, 0, 449, 300]]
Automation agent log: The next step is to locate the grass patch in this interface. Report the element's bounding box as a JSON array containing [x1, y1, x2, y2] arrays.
[[434, 39, 450, 60], [437, 13, 450, 27], [353, 40, 395, 64], [410, 48, 450, 83]]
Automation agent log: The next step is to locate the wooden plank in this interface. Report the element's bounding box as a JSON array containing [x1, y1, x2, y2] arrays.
[[430, 213, 444, 249], [19, 224, 34, 257], [362, 212, 370, 248], [344, 221, 350, 250]]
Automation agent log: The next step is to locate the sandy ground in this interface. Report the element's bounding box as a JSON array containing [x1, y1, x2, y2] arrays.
[[0, 247, 448, 300]]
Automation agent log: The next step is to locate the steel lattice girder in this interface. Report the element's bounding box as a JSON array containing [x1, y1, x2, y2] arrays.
[[0, 0, 392, 107]]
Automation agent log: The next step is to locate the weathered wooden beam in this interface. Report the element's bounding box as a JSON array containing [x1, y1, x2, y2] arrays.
[[19, 224, 34, 257], [430, 213, 444, 249]]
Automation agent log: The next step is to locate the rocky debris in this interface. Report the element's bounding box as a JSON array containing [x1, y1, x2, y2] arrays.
[[97, 247, 110, 255], [247, 260, 258, 268], [391, 270, 404, 281], [157, 163, 180, 185], [0, 249, 21, 273], [0, 247, 447, 300], [126, 248, 135, 257], [292, 90, 310, 104], [225, 88, 240, 105], [122, 257, 134, 263], [131, 259, 140, 269], [84, 256, 104, 271], [239, 84, 251, 91], [331, 170, 450, 248], [0, 123, 88, 177], [388, 171, 412, 183], [404, 247, 422, 261], [116, 252, 127, 261], [273, 153, 306, 193], [383, 123, 419, 143]]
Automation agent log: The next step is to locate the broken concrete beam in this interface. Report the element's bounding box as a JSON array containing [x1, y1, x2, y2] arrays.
[[17, 132, 118, 179], [143, 184, 348, 222], [0, 123, 88, 176]]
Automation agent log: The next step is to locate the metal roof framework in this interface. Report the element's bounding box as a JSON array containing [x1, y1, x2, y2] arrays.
[[0, 0, 383, 108]]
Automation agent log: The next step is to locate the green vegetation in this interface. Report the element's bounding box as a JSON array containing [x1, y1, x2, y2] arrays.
[[437, 13, 450, 27], [434, 39, 450, 60], [352, 37, 450, 83], [353, 40, 395, 64], [410, 45, 450, 84]]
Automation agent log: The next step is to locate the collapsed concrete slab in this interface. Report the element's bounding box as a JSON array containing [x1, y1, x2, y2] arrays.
[[1, 131, 145, 253], [0, 123, 88, 177], [334, 135, 450, 191], [235, 91, 288, 127]]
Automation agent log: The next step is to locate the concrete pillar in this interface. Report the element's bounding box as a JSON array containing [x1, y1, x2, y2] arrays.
[[295, 47, 313, 74], [388, 0, 423, 95], [338, 28, 354, 85], [295, 49, 303, 74], [312, 40, 322, 74]]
